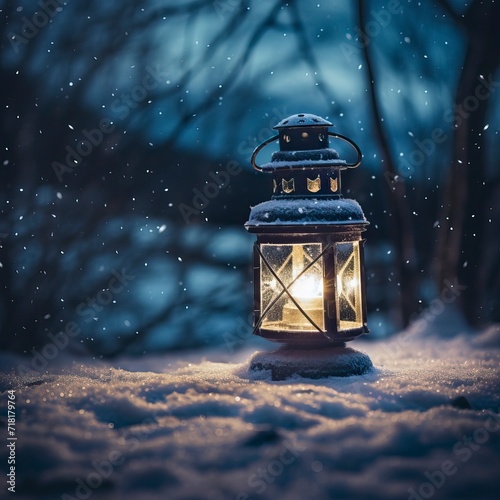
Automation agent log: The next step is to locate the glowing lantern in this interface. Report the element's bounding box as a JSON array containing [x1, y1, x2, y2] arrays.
[[245, 113, 369, 346]]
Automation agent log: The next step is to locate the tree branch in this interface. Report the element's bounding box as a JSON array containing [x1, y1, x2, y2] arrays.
[[357, 0, 417, 326], [288, 2, 336, 109]]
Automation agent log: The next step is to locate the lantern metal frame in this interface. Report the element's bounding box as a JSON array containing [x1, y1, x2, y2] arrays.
[[245, 113, 369, 346]]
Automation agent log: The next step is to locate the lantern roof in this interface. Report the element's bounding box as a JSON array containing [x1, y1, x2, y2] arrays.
[[246, 198, 368, 229], [274, 113, 332, 129]]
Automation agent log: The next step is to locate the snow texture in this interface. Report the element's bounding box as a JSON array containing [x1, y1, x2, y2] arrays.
[[246, 198, 367, 225], [1, 317, 499, 500]]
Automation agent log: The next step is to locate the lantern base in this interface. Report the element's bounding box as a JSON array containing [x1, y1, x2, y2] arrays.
[[249, 344, 372, 381]]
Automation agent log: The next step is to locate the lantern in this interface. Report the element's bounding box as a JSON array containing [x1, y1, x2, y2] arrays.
[[245, 113, 369, 346]]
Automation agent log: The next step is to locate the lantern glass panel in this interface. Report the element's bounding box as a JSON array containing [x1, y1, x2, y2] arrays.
[[335, 241, 363, 331], [260, 243, 325, 332]]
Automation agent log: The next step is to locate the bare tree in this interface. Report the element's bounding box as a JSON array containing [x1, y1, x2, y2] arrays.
[[435, 0, 500, 325], [2, 0, 498, 358], [357, 0, 418, 327]]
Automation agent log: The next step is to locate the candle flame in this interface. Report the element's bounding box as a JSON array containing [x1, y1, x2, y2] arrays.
[[290, 275, 322, 299]]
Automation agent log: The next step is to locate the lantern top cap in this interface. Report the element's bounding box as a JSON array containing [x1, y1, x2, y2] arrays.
[[274, 113, 332, 130], [250, 111, 362, 185]]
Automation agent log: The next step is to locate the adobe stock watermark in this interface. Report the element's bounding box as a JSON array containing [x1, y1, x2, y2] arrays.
[[178, 161, 242, 224], [381, 278, 466, 359], [16, 268, 135, 376], [61, 450, 125, 500], [236, 106, 289, 158], [408, 406, 500, 499], [178, 106, 288, 224], [62, 413, 156, 500], [223, 312, 254, 353], [62, 389, 169, 498], [236, 439, 308, 499], [341, 0, 403, 62], [7, 0, 69, 54], [386, 73, 500, 188], [52, 65, 169, 182]]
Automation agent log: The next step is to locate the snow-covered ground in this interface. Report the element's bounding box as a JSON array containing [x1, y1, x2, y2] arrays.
[[1, 311, 499, 500]]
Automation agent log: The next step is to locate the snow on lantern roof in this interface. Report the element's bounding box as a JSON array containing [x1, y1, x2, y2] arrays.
[[245, 197, 368, 227], [274, 113, 332, 129]]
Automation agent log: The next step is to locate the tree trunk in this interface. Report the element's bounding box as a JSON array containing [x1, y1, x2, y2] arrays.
[[358, 0, 418, 327], [435, 0, 500, 325]]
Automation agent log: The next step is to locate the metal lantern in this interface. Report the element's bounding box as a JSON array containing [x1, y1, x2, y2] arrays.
[[245, 113, 369, 346]]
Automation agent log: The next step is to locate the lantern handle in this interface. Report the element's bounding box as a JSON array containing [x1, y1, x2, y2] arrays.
[[250, 134, 279, 172], [328, 132, 362, 168], [251, 132, 362, 171], [328, 131, 363, 168]]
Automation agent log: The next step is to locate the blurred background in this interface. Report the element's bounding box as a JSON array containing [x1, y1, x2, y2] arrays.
[[1, 0, 499, 357]]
